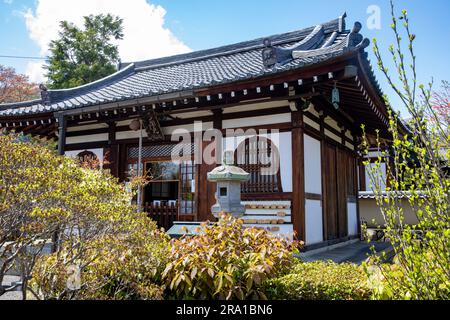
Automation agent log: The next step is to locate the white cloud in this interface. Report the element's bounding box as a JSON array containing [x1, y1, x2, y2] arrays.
[[23, 0, 191, 83], [25, 61, 46, 84]]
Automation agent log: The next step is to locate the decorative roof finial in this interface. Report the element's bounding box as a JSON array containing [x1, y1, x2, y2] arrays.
[[39, 83, 50, 105], [345, 21, 369, 49], [338, 12, 347, 32]]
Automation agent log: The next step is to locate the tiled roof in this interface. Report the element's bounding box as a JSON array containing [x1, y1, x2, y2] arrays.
[[0, 13, 371, 117], [359, 191, 427, 199]]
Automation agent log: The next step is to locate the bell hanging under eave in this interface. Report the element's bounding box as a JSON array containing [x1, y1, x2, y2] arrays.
[[332, 85, 340, 110]]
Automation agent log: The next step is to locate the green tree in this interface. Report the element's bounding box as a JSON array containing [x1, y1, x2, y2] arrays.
[[0, 134, 167, 299], [363, 0, 449, 299], [45, 14, 124, 89]]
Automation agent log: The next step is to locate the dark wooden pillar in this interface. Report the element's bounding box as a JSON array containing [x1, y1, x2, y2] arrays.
[[106, 121, 119, 178], [291, 106, 305, 243], [319, 113, 328, 240], [197, 109, 222, 222], [57, 114, 67, 156]]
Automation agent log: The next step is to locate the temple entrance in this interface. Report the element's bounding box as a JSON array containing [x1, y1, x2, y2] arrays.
[[323, 142, 347, 241]]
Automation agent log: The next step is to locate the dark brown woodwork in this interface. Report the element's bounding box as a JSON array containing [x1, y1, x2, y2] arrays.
[[57, 115, 67, 155], [319, 115, 327, 239], [197, 109, 222, 222], [323, 140, 358, 241], [107, 121, 119, 178], [197, 140, 217, 222], [291, 107, 305, 242], [118, 144, 128, 182], [142, 109, 164, 141], [235, 137, 282, 194], [305, 193, 322, 201], [144, 202, 178, 231], [323, 142, 339, 240], [336, 148, 348, 238]]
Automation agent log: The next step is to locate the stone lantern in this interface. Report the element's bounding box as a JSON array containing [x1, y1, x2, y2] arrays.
[[207, 150, 250, 218]]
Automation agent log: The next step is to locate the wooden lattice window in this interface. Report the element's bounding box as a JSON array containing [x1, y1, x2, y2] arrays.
[[235, 137, 282, 193]]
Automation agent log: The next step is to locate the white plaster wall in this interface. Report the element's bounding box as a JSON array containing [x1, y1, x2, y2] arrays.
[[222, 100, 288, 114], [66, 133, 109, 144], [365, 162, 386, 191], [305, 199, 323, 245], [67, 123, 108, 132], [222, 114, 291, 129], [304, 134, 322, 194], [347, 202, 358, 236], [222, 131, 292, 192]]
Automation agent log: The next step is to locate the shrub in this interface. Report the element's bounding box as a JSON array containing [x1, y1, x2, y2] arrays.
[[265, 261, 372, 300], [31, 214, 170, 300], [162, 214, 298, 300], [366, 251, 450, 300]]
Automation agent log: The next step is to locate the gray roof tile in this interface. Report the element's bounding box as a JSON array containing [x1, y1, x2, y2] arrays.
[[0, 14, 373, 117]]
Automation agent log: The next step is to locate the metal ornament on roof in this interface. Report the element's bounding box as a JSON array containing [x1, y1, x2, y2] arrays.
[[332, 82, 340, 110]]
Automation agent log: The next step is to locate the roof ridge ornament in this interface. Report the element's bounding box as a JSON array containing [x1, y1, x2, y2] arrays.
[[262, 25, 324, 69], [39, 83, 51, 106], [338, 12, 347, 32], [345, 22, 370, 49]]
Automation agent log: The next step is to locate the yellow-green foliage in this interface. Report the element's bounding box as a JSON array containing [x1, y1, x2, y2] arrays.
[[265, 261, 372, 300], [0, 134, 169, 299], [364, 1, 450, 300], [31, 215, 170, 300], [162, 214, 297, 300]]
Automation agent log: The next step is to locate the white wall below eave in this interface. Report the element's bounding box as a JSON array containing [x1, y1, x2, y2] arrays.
[[66, 133, 109, 144], [305, 199, 323, 245], [347, 202, 358, 236], [222, 113, 291, 129], [304, 134, 322, 194]]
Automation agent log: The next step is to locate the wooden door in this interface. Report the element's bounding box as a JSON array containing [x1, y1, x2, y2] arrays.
[[336, 148, 348, 238], [323, 143, 339, 240], [323, 142, 348, 240]]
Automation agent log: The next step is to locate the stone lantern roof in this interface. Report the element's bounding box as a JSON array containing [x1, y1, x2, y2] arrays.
[[207, 150, 250, 182], [207, 165, 250, 182]]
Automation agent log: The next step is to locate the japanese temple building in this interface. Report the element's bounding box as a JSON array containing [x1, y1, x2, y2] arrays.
[[0, 14, 393, 249]]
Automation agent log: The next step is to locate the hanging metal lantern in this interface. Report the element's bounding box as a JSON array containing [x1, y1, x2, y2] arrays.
[[332, 82, 340, 110]]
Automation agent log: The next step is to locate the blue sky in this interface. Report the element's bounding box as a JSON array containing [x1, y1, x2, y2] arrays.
[[0, 0, 449, 116]]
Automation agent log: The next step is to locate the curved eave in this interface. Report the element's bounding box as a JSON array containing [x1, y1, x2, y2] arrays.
[[355, 51, 409, 136]]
